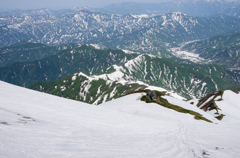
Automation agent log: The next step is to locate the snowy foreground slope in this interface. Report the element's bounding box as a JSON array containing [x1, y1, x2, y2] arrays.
[[1, 81, 240, 158]]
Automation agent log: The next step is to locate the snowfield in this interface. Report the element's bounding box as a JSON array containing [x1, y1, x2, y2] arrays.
[[1, 81, 240, 158]]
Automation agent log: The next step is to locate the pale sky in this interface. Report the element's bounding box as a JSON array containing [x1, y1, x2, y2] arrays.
[[0, 0, 171, 12]]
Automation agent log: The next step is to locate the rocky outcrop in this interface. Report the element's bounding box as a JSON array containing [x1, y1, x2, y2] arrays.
[[196, 90, 225, 120]]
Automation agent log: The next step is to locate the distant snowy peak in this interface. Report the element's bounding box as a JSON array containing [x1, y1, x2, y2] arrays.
[[122, 49, 140, 54], [89, 44, 103, 49], [131, 14, 151, 18]]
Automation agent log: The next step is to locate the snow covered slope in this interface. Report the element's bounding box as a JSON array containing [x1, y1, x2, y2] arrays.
[[1, 81, 240, 158]]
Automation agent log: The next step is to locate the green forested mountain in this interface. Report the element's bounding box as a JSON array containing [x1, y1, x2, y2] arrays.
[[21, 45, 240, 100], [0, 42, 78, 67], [0, 44, 138, 87], [1, 44, 240, 100], [28, 54, 240, 104]]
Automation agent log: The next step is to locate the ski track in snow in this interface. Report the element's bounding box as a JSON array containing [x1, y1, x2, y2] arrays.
[[0, 81, 240, 158]]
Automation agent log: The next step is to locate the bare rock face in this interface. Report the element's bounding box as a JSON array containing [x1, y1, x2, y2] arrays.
[[196, 90, 225, 120]]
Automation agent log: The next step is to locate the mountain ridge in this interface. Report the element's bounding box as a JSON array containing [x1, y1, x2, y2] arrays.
[[21, 44, 240, 100], [1, 10, 240, 50]]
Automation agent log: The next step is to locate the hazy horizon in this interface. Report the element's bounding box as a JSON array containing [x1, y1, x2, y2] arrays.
[[0, 0, 172, 12]]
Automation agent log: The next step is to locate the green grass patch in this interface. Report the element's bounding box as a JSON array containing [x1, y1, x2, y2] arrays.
[[215, 114, 225, 121], [138, 89, 212, 123]]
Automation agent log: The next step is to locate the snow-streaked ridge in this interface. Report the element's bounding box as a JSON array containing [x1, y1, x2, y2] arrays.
[[72, 66, 185, 103]]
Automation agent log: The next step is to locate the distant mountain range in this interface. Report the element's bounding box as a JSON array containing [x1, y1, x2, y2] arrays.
[[1, 9, 240, 55]]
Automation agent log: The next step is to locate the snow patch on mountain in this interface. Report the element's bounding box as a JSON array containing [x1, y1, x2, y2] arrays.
[[89, 44, 102, 49], [131, 14, 150, 18], [92, 65, 126, 83], [122, 49, 140, 54]]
